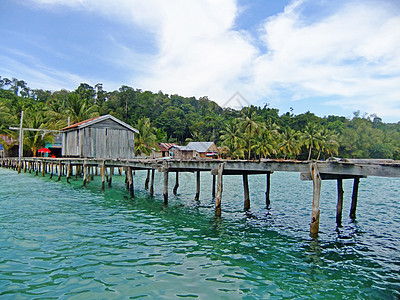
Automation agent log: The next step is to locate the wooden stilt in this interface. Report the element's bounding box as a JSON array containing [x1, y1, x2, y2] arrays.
[[243, 173, 250, 210], [150, 169, 155, 197], [101, 162, 106, 190], [50, 162, 53, 179], [215, 163, 225, 217], [83, 164, 87, 186], [310, 163, 321, 235], [42, 162, 45, 177], [57, 162, 62, 181], [66, 162, 71, 183], [128, 167, 134, 198], [350, 177, 360, 219], [265, 172, 271, 208], [212, 174, 216, 199], [163, 170, 168, 204], [90, 167, 94, 181], [145, 169, 150, 190], [109, 167, 113, 187], [195, 171, 200, 201], [173, 172, 179, 195], [336, 177, 344, 226], [24, 161, 27, 173]]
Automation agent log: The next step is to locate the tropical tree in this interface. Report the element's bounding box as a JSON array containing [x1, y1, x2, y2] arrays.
[[317, 127, 339, 160], [279, 128, 302, 159], [22, 107, 54, 157], [303, 122, 321, 160], [220, 119, 244, 159], [241, 107, 262, 159], [134, 117, 157, 156], [65, 92, 99, 123], [253, 126, 278, 159]]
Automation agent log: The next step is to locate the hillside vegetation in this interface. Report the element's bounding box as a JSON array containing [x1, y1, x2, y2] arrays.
[[1, 76, 399, 160]]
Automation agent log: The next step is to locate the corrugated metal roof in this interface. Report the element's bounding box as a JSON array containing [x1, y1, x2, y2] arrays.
[[186, 142, 215, 153], [61, 115, 139, 133]]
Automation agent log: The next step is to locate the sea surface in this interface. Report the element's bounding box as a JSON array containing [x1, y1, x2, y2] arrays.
[[0, 167, 399, 299]]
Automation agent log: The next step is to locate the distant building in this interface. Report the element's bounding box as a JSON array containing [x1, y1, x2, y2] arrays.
[[151, 143, 177, 158], [61, 115, 139, 159], [0, 134, 18, 158], [171, 142, 219, 159]]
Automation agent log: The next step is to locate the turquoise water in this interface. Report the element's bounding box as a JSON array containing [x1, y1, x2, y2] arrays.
[[0, 167, 399, 299]]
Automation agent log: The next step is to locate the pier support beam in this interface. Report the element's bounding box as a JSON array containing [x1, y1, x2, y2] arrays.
[[336, 177, 344, 226], [109, 167, 113, 187], [310, 163, 321, 235], [173, 172, 179, 195], [350, 177, 360, 219], [243, 173, 250, 210], [163, 170, 169, 204], [266, 172, 271, 208], [145, 170, 150, 190], [127, 167, 135, 198], [215, 163, 225, 217], [195, 171, 200, 201], [83, 164, 88, 186], [66, 162, 71, 183], [57, 162, 62, 181], [150, 169, 155, 197], [101, 161, 106, 190], [212, 174, 216, 199]]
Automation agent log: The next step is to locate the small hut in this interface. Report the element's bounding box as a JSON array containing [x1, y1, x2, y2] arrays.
[[61, 115, 139, 159]]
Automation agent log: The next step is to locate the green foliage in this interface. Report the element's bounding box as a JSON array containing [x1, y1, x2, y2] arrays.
[[1, 75, 400, 160]]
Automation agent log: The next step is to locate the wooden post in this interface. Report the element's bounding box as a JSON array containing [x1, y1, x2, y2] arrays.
[[145, 170, 150, 190], [57, 162, 62, 181], [265, 172, 271, 208], [350, 177, 360, 219], [212, 174, 216, 199], [163, 170, 169, 204], [128, 167, 134, 198], [150, 169, 155, 197], [215, 163, 225, 217], [66, 162, 71, 183], [310, 163, 321, 235], [90, 166, 94, 181], [101, 161, 106, 190], [173, 172, 179, 195], [243, 173, 250, 210], [49, 162, 53, 179], [42, 162, 45, 177], [83, 164, 88, 186], [109, 167, 113, 187], [336, 177, 344, 226], [195, 171, 200, 201]]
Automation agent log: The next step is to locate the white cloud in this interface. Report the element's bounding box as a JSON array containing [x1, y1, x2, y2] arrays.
[[24, 0, 400, 120], [252, 0, 400, 118]]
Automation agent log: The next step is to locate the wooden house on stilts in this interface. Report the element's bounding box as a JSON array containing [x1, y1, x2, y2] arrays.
[[61, 115, 139, 159]]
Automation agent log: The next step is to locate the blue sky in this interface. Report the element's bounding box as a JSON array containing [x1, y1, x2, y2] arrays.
[[1, 0, 400, 122]]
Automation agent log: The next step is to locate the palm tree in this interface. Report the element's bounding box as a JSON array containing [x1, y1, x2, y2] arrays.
[[65, 92, 99, 123], [279, 128, 302, 159], [241, 108, 261, 160], [303, 122, 321, 160], [134, 117, 157, 156], [220, 119, 244, 159], [253, 126, 277, 159], [22, 107, 54, 157], [317, 127, 339, 160]]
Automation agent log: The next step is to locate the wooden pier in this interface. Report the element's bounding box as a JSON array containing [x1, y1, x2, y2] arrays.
[[1, 157, 400, 236]]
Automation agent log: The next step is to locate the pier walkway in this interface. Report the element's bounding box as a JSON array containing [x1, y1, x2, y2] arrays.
[[1, 157, 399, 235]]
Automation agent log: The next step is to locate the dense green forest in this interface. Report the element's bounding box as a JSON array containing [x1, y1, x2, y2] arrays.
[[1, 76, 399, 160]]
